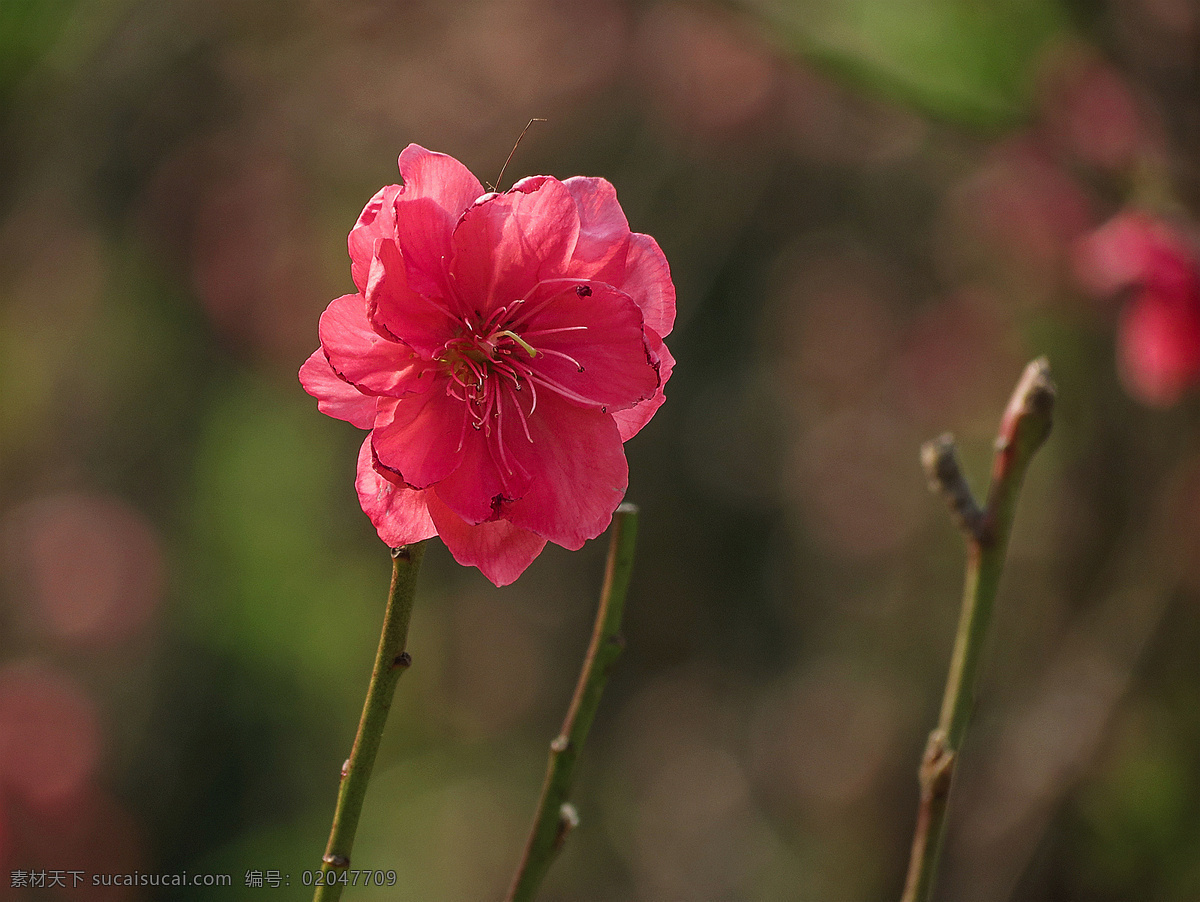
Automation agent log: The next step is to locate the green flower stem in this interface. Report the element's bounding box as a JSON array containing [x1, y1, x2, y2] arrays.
[[506, 503, 640, 902], [901, 359, 1055, 902], [315, 541, 427, 902]]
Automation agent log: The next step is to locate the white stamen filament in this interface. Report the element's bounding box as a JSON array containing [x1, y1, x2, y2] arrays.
[[537, 346, 585, 372], [521, 325, 589, 338]]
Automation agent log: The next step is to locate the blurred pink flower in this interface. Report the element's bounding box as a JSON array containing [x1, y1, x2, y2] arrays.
[[1040, 51, 1144, 172], [302, 145, 674, 585], [1075, 211, 1200, 406]]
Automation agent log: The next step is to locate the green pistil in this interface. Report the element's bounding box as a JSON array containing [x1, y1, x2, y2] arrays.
[[494, 330, 539, 357]]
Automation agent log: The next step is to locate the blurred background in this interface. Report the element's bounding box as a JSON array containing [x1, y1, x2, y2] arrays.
[[3, 0, 1200, 899]]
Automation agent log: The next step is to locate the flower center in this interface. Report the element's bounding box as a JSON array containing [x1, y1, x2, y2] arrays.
[[433, 296, 592, 483], [436, 305, 540, 432]]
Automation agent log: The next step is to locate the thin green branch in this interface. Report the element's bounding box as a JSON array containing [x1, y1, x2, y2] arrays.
[[901, 358, 1055, 902], [506, 503, 640, 902], [315, 541, 427, 902]]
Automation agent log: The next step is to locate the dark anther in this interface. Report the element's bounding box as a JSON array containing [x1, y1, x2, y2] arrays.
[[392, 651, 413, 670], [606, 632, 626, 650], [575, 284, 592, 297], [391, 545, 411, 561]]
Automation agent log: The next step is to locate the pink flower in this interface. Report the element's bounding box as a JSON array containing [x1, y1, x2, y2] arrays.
[[301, 146, 675, 585], [1074, 211, 1200, 406]]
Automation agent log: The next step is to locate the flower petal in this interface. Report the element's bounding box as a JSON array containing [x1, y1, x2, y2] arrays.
[[366, 238, 455, 357], [426, 489, 546, 586], [563, 176, 631, 274], [319, 293, 431, 396], [398, 144, 486, 221], [371, 387, 469, 489], [393, 145, 486, 300], [349, 185, 401, 295], [423, 385, 535, 523], [612, 329, 674, 441], [299, 349, 377, 429], [450, 176, 581, 315], [518, 278, 659, 410], [561, 177, 676, 339], [622, 232, 677, 338], [355, 437, 437, 546], [1118, 287, 1200, 407], [1074, 212, 1182, 296], [503, 392, 628, 549]]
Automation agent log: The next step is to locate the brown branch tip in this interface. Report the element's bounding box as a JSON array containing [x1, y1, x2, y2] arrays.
[[920, 434, 983, 539], [996, 357, 1056, 455]]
